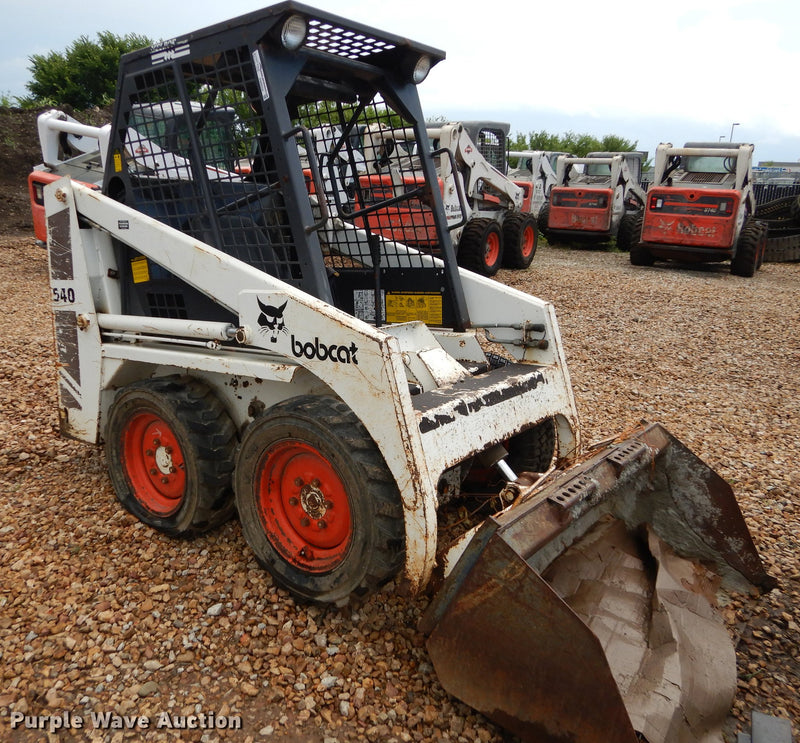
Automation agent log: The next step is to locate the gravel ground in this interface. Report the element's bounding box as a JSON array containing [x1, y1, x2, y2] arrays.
[[1, 232, 798, 743]]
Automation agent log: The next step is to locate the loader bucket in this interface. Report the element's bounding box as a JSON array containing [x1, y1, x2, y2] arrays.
[[421, 422, 774, 743]]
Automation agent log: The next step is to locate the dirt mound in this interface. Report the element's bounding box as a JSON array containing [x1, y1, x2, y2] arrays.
[[0, 108, 42, 234], [0, 106, 110, 235]]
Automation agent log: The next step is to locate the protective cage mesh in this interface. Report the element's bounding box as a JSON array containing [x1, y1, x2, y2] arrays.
[[118, 35, 449, 324], [123, 47, 302, 285]]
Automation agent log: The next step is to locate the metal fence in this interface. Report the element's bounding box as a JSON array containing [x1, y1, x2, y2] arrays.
[[753, 183, 800, 205]]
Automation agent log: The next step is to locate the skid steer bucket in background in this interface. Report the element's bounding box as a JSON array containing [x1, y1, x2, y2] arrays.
[[421, 422, 775, 743]]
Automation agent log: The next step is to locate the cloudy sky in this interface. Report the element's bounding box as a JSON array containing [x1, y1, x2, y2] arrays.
[[3, 0, 799, 163]]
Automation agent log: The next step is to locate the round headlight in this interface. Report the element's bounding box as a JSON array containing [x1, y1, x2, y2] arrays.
[[411, 55, 431, 85], [280, 15, 307, 51]]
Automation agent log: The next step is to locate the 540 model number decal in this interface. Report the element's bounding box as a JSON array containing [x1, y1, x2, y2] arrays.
[[52, 287, 76, 304]]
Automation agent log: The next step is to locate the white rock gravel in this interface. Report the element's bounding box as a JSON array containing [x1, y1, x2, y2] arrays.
[[0, 234, 797, 742]]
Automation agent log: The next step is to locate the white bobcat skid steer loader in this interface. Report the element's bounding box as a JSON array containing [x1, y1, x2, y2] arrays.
[[343, 120, 539, 276], [40, 4, 773, 742], [507, 149, 564, 218], [426, 121, 539, 275]]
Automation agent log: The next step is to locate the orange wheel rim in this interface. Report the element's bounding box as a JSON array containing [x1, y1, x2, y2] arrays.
[[521, 224, 536, 257], [122, 412, 186, 516], [485, 231, 501, 266], [257, 441, 353, 572]]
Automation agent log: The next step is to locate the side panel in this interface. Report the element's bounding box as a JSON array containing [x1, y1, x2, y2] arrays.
[[44, 183, 104, 443]]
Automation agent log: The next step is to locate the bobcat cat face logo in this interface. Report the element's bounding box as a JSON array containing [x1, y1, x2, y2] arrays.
[[257, 298, 288, 343]]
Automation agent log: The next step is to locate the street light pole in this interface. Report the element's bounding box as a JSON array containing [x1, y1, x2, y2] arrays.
[[729, 122, 740, 141]]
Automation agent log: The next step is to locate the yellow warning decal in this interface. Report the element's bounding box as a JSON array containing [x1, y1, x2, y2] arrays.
[[130, 256, 150, 284], [113, 151, 123, 173], [385, 293, 443, 325]]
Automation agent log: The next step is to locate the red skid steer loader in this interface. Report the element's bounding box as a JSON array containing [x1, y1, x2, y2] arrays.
[[36, 4, 773, 742]]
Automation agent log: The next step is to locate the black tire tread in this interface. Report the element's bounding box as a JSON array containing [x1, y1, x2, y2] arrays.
[[616, 211, 642, 252], [628, 214, 654, 266], [731, 219, 762, 277], [457, 218, 503, 276], [507, 418, 557, 474], [502, 213, 539, 269], [106, 376, 237, 537], [537, 203, 551, 242]]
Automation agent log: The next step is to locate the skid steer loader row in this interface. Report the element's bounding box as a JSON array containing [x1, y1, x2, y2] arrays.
[[424, 121, 539, 275], [37, 4, 774, 741]]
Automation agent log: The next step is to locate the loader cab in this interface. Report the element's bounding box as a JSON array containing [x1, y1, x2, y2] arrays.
[[458, 121, 510, 172], [103, 3, 469, 330], [128, 103, 242, 172], [585, 151, 645, 184]]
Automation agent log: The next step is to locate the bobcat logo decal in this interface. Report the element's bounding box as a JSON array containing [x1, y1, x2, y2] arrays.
[[257, 298, 288, 343], [255, 296, 359, 364]]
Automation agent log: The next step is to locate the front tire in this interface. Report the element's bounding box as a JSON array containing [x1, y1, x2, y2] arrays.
[[105, 376, 237, 536], [616, 211, 642, 252], [235, 396, 405, 605], [457, 218, 504, 276]]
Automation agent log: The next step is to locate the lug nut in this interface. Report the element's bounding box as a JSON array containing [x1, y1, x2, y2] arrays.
[[294, 477, 304, 487], [324, 500, 334, 509], [317, 520, 327, 529], [288, 497, 298, 506], [145, 449, 154, 457], [300, 517, 310, 527], [311, 478, 321, 488], [153, 439, 161, 447], [150, 468, 158, 475], [160, 477, 169, 484]]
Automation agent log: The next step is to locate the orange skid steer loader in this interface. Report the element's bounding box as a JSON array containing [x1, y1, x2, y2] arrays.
[[35, 4, 773, 742]]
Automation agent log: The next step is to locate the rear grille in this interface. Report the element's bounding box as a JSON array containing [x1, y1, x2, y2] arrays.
[[681, 172, 727, 184]]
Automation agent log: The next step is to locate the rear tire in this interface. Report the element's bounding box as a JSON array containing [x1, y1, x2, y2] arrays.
[[731, 219, 762, 277], [537, 203, 551, 242], [457, 218, 504, 276], [616, 211, 641, 252], [502, 214, 538, 269], [235, 396, 405, 605], [629, 215, 654, 266], [507, 418, 556, 474], [105, 376, 237, 536]]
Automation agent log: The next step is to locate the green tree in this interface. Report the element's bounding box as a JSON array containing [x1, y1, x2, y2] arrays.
[[27, 31, 152, 108], [510, 129, 640, 157]]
